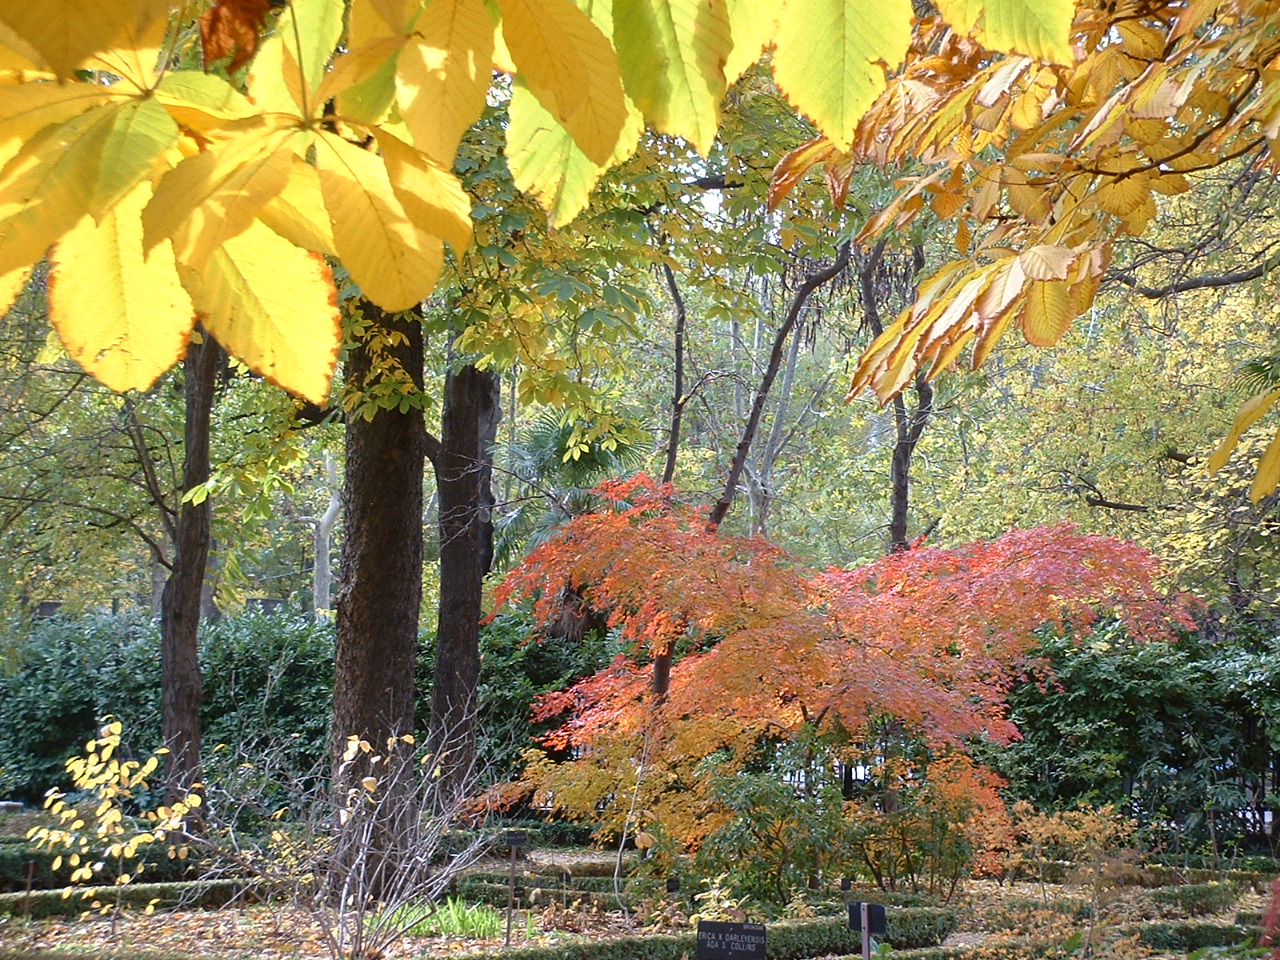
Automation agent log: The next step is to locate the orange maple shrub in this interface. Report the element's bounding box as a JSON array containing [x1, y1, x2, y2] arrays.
[[493, 474, 1197, 854]]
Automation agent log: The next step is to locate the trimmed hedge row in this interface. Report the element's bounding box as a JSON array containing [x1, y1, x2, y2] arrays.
[[1126, 921, 1262, 951], [1138, 865, 1275, 889], [0, 878, 259, 919], [0, 843, 206, 893], [461, 880, 626, 911], [483, 908, 959, 960], [1149, 880, 1240, 916]]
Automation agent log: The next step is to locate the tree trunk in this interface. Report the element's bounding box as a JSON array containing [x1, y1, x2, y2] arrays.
[[855, 241, 931, 551], [660, 260, 687, 486], [333, 302, 424, 752], [160, 334, 221, 803], [707, 244, 850, 531], [310, 452, 341, 619], [428, 354, 501, 801]]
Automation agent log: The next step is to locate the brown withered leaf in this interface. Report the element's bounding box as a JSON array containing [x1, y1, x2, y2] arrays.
[[199, 0, 274, 72]]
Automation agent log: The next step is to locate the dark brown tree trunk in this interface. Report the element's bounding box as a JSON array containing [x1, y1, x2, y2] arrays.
[[160, 334, 222, 803], [707, 243, 850, 532], [660, 259, 686, 487], [856, 241, 931, 552], [333, 302, 424, 752], [428, 353, 500, 800]]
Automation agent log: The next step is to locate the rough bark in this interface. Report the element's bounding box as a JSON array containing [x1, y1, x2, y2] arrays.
[[428, 356, 501, 800], [333, 303, 424, 753], [160, 334, 221, 803]]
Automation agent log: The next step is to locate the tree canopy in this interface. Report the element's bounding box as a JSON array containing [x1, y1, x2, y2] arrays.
[[0, 0, 1076, 403]]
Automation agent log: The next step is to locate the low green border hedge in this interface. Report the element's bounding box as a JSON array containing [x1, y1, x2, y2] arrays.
[[0, 844, 205, 893], [477, 908, 957, 960], [0, 878, 259, 919], [1149, 881, 1240, 916]]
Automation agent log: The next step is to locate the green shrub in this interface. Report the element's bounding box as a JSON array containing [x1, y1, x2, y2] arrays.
[[887, 940, 1067, 960], [983, 895, 1092, 931], [836, 887, 941, 908], [1128, 921, 1261, 951], [0, 841, 206, 893], [477, 909, 958, 960], [0, 615, 162, 802], [0, 610, 590, 805], [0, 614, 337, 804], [1150, 881, 1240, 916], [0, 878, 260, 919]]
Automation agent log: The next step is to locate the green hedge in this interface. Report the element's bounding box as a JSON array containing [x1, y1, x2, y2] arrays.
[[1149, 881, 1240, 916], [0, 614, 335, 804], [0, 841, 212, 893], [1140, 866, 1276, 890], [480, 908, 957, 960], [0, 878, 259, 919], [464, 872, 652, 895], [884, 940, 1064, 960], [0, 611, 608, 806], [1126, 921, 1261, 951]]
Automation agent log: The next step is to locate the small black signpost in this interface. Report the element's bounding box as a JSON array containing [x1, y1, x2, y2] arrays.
[[696, 920, 767, 960], [503, 830, 528, 947], [848, 902, 887, 960]]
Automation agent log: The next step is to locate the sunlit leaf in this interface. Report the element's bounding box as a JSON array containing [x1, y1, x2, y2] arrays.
[[396, 0, 494, 166], [724, 0, 782, 83], [372, 128, 472, 253], [613, 0, 732, 155], [314, 130, 443, 311], [143, 116, 299, 270], [183, 219, 339, 404], [257, 156, 336, 256], [506, 79, 641, 226], [0, 0, 169, 79], [772, 0, 911, 151], [935, 0, 1075, 63], [247, 0, 345, 116], [48, 181, 193, 394], [498, 0, 627, 165]]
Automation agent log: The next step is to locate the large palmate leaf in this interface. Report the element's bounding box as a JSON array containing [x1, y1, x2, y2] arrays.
[[506, 80, 642, 226], [48, 181, 194, 393], [612, 0, 732, 155], [372, 128, 472, 253], [0, 0, 170, 78], [396, 0, 494, 165], [314, 131, 444, 310], [724, 0, 782, 83], [936, 0, 1076, 63], [247, 0, 345, 115], [0, 98, 167, 276], [143, 115, 299, 270], [498, 0, 627, 165], [772, 0, 913, 151], [183, 220, 341, 405], [257, 156, 336, 256]]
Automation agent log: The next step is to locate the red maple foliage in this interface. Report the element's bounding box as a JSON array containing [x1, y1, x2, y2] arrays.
[[495, 475, 1197, 763]]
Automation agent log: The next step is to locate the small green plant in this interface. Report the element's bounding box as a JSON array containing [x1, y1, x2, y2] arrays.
[[383, 896, 506, 938], [24, 719, 199, 930], [691, 873, 752, 922]]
